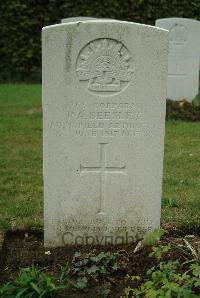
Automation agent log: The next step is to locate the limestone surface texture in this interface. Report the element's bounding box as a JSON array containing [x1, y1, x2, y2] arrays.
[[42, 20, 168, 247], [156, 18, 200, 102], [61, 17, 95, 23], [61, 17, 115, 24]]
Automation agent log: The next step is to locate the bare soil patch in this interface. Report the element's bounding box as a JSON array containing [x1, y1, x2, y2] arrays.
[[0, 230, 199, 297]]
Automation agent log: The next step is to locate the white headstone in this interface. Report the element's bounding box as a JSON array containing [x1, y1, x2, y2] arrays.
[[156, 18, 200, 102], [42, 20, 168, 247]]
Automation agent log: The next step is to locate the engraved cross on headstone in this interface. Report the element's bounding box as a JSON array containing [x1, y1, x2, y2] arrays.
[[80, 143, 126, 215]]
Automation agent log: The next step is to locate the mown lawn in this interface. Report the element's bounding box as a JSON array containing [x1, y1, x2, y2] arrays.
[[0, 84, 42, 229], [162, 120, 200, 233], [0, 84, 199, 232]]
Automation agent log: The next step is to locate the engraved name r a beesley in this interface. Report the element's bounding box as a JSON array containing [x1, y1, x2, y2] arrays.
[[65, 110, 136, 120]]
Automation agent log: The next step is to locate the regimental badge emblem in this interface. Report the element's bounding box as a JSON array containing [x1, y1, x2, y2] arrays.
[[76, 38, 134, 96]]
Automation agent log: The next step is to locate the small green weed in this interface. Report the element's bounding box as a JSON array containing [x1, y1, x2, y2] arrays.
[[125, 235, 200, 297], [149, 244, 171, 261], [192, 91, 200, 107], [58, 262, 88, 290], [0, 265, 64, 297], [70, 250, 128, 289], [58, 262, 70, 284], [142, 229, 167, 246], [124, 262, 200, 297], [162, 198, 179, 207]]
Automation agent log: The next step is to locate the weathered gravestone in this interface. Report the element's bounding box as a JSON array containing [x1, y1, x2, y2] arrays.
[[42, 20, 168, 247], [156, 18, 200, 102]]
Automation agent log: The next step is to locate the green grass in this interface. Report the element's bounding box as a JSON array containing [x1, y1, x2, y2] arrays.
[[0, 84, 199, 232], [0, 84, 42, 229], [162, 120, 200, 232]]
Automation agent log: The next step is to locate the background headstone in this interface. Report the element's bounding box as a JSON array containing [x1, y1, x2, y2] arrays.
[[42, 20, 168, 247], [156, 18, 200, 102]]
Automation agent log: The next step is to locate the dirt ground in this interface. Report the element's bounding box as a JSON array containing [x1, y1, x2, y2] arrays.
[[166, 99, 200, 121], [0, 230, 199, 297]]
